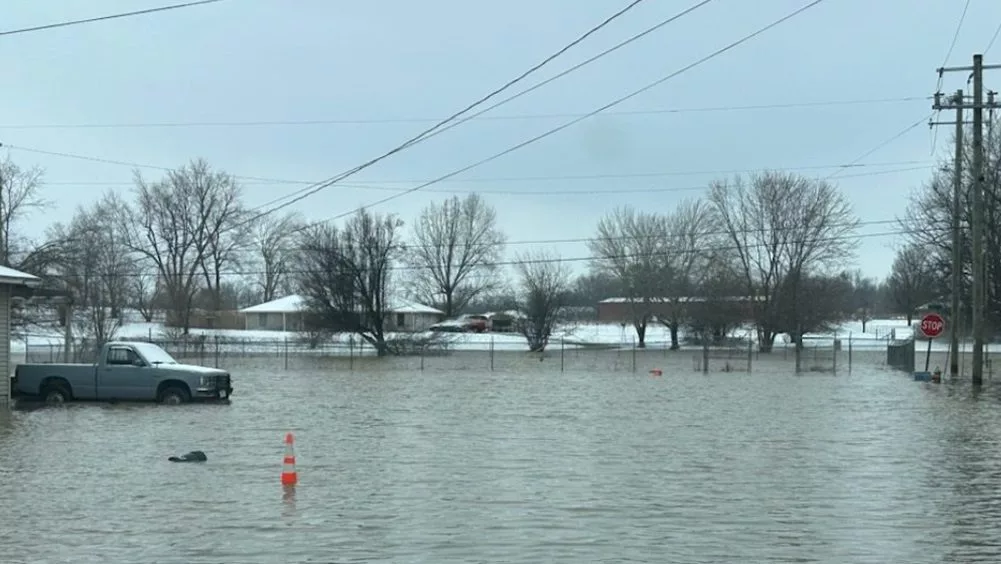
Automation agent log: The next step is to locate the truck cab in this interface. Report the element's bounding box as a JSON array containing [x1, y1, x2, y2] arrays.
[[11, 341, 233, 405]]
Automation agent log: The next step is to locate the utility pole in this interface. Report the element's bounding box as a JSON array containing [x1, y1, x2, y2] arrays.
[[935, 55, 1001, 385], [930, 89, 965, 378]]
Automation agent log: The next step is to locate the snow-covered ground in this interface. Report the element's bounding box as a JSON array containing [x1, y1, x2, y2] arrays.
[[11, 313, 937, 355]]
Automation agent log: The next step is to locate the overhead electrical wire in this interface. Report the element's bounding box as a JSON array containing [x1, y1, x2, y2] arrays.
[[267, 0, 830, 234], [937, 0, 972, 92], [0, 0, 226, 37], [986, 19, 1001, 56], [246, 165, 930, 209], [231, 0, 716, 225], [44, 223, 942, 280], [5, 143, 926, 189], [0, 97, 928, 130], [279, 218, 902, 253], [824, 114, 934, 181]]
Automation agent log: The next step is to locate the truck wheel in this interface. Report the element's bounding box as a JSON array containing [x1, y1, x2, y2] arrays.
[[158, 386, 190, 405], [41, 382, 71, 405]]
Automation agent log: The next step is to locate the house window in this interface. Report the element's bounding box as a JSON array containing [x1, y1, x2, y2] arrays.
[[396, 313, 405, 328]]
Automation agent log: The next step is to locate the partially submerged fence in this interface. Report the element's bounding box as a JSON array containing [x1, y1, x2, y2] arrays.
[[12, 331, 888, 375]]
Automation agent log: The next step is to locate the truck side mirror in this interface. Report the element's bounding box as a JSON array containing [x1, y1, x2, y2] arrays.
[[132, 358, 145, 367]]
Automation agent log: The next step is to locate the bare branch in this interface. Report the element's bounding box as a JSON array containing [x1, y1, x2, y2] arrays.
[[707, 171, 858, 351], [295, 209, 403, 355], [515, 249, 572, 353], [405, 194, 505, 317]]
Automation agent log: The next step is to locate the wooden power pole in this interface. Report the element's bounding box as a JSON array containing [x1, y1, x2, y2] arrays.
[[936, 54, 1001, 385], [930, 89, 965, 378]]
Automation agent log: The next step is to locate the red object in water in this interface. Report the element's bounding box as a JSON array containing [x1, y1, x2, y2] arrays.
[[281, 432, 298, 486]]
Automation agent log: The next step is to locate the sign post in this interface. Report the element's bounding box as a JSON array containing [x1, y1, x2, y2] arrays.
[[919, 312, 946, 372]]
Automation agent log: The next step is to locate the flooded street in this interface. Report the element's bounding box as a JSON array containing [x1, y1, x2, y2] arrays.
[[3, 355, 1001, 563]]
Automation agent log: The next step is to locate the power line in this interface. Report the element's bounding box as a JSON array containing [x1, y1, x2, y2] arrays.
[[248, 162, 927, 209], [0, 98, 928, 130], [937, 0, 972, 91], [8, 138, 928, 186], [0, 0, 226, 37], [987, 20, 1001, 55], [233, 0, 716, 225], [2, 144, 310, 186], [43, 224, 937, 280], [246, 165, 931, 211], [281, 217, 902, 252], [40, 163, 933, 189], [825, 114, 934, 181], [230, 0, 675, 225], [267, 0, 830, 232]]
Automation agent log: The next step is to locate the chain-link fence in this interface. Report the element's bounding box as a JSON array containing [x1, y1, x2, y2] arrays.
[[12, 332, 907, 375]]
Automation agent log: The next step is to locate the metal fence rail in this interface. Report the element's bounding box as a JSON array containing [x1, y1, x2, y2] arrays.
[[12, 333, 897, 375]]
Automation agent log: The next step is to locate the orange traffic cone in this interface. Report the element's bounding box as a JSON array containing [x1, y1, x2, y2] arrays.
[[281, 432, 298, 486]]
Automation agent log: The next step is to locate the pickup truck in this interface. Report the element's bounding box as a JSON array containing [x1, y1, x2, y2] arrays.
[[11, 341, 233, 405]]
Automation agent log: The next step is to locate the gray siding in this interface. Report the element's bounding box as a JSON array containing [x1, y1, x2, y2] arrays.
[[0, 287, 9, 407]]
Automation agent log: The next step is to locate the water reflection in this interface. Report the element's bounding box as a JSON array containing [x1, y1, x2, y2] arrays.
[[281, 485, 296, 520]]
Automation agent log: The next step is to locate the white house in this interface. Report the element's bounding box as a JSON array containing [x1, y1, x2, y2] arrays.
[[241, 295, 305, 332], [239, 295, 445, 332], [1, 266, 42, 408]]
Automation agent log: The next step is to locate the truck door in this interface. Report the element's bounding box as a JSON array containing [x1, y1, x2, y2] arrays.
[[99, 346, 146, 400]]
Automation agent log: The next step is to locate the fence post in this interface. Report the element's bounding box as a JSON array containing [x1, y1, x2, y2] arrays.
[[349, 334, 354, 370], [832, 336, 837, 374], [214, 335, 220, 368], [284, 336, 289, 370], [747, 330, 753, 372], [490, 335, 494, 372], [560, 337, 565, 373], [848, 332, 853, 374], [631, 337, 637, 373]]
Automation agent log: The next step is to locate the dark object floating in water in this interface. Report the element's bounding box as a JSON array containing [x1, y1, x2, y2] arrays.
[[169, 450, 207, 463]]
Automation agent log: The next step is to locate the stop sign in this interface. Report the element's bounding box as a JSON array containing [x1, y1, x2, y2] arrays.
[[919, 313, 945, 339]]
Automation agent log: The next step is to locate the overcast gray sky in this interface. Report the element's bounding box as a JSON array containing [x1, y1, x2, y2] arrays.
[[2, 0, 1000, 281]]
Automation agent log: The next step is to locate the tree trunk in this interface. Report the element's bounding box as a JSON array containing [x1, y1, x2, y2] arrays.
[[634, 320, 647, 348], [669, 323, 679, 350], [445, 292, 454, 319], [757, 327, 776, 353], [906, 312, 913, 324]]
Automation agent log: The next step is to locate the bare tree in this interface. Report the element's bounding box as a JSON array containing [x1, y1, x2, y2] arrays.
[[850, 270, 879, 332], [708, 171, 858, 352], [887, 243, 937, 324], [0, 154, 49, 267], [120, 159, 244, 333], [514, 249, 572, 353], [130, 263, 161, 322], [296, 209, 403, 356], [253, 211, 303, 302], [588, 207, 671, 348], [686, 249, 748, 346], [406, 194, 505, 317], [47, 196, 132, 352], [656, 198, 714, 349]]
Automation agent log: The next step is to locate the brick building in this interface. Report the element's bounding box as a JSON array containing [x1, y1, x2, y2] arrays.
[[596, 296, 759, 324]]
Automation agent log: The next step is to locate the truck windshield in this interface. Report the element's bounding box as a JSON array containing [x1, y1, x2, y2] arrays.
[[131, 342, 178, 365]]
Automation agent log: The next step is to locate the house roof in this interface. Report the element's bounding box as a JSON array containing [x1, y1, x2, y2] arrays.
[[240, 294, 444, 315], [0, 265, 41, 287], [391, 300, 444, 315], [240, 295, 305, 314]]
